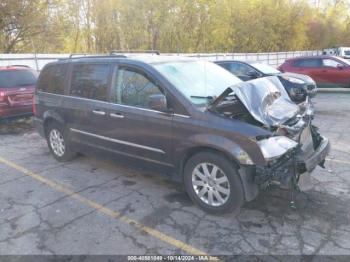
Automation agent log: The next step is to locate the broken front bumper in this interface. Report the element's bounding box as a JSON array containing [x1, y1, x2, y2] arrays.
[[253, 135, 330, 190], [300, 137, 330, 172]]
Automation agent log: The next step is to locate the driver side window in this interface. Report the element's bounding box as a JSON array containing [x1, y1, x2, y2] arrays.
[[230, 63, 254, 76], [112, 67, 163, 109], [322, 59, 342, 68]]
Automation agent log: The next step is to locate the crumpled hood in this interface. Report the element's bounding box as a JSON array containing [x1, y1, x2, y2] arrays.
[[231, 76, 300, 127]]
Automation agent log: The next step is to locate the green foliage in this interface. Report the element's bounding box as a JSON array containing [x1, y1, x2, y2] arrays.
[[1, 0, 349, 53]]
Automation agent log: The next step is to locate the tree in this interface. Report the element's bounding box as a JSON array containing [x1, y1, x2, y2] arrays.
[[0, 0, 48, 53], [1, 0, 350, 53]]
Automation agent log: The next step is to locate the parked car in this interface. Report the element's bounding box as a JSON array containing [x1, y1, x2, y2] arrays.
[[278, 55, 350, 88], [34, 54, 330, 214], [215, 60, 317, 103], [0, 65, 38, 121]]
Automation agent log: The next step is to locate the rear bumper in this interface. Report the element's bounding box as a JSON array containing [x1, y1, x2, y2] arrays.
[[33, 117, 45, 137], [0, 104, 32, 120]]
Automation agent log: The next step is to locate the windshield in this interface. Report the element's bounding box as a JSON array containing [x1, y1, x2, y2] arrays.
[[250, 63, 281, 74], [0, 70, 37, 88], [153, 60, 242, 105]]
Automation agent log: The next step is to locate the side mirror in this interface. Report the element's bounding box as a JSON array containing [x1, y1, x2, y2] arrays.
[[246, 70, 260, 79], [337, 64, 345, 70], [148, 94, 168, 112]]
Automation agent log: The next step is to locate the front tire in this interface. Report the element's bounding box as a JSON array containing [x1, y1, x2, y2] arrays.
[[46, 122, 75, 162], [184, 151, 244, 215]]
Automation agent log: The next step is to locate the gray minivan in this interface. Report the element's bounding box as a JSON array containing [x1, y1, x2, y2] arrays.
[[33, 54, 330, 214]]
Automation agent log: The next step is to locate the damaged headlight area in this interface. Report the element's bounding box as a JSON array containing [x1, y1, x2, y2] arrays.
[[254, 126, 330, 190], [257, 136, 298, 161], [255, 136, 300, 189]]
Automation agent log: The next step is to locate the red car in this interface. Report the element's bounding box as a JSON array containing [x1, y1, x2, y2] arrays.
[[278, 55, 350, 88], [0, 66, 38, 120]]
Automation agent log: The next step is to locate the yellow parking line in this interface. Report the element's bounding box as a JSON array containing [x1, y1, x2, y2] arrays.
[[327, 158, 350, 165], [0, 156, 219, 260]]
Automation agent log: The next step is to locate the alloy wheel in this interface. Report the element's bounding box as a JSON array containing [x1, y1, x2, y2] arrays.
[[192, 162, 230, 207], [49, 129, 65, 157]]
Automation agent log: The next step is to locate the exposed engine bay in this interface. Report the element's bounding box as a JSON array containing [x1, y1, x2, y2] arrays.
[[210, 76, 330, 191]]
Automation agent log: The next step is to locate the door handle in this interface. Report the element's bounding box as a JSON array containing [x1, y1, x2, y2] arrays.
[[92, 110, 106, 116], [110, 112, 124, 119]]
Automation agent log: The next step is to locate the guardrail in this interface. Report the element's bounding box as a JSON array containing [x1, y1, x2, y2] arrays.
[[0, 50, 322, 70]]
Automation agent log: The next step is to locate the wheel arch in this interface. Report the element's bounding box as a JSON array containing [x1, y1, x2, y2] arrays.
[[43, 111, 65, 136], [179, 146, 240, 181], [177, 145, 259, 202]]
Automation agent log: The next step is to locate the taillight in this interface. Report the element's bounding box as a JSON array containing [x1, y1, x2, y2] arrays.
[[32, 96, 37, 115], [0, 91, 5, 102]]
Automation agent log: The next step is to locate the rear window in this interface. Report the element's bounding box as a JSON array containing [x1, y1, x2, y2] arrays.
[[0, 70, 37, 88], [70, 64, 110, 101], [37, 64, 67, 94]]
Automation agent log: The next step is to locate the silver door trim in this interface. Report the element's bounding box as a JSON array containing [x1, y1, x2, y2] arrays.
[[70, 128, 165, 154]]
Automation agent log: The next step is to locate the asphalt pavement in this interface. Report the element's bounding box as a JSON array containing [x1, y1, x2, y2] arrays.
[[0, 93, 349, 257]]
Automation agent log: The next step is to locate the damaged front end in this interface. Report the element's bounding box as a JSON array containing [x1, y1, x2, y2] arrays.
[[255, 124, 330, 190], [212, 76, 330, 191]]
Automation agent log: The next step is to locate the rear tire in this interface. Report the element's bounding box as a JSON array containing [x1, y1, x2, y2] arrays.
[[184, 151, 244, 215], [46, 122, 75, 162]]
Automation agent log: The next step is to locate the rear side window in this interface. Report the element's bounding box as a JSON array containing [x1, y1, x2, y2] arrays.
[[70, 64, 110, 101], [293, 59, 322, 68], [0, 70, 37, 88], [37, 64, 67, 94]]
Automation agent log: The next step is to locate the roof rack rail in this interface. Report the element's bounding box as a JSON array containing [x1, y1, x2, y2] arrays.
[[69, 53, 91, 58], [109, 50, 160, 55]]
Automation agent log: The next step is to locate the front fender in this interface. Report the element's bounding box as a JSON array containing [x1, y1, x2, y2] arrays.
[[177, 134, 266, 167]]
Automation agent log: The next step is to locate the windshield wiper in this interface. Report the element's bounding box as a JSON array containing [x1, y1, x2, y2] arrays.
[[208, 87, 233, 111], [190, 95, 214, 100]]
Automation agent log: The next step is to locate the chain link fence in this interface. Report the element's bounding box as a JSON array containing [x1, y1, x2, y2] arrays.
[[0, 50, 322, 70]]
